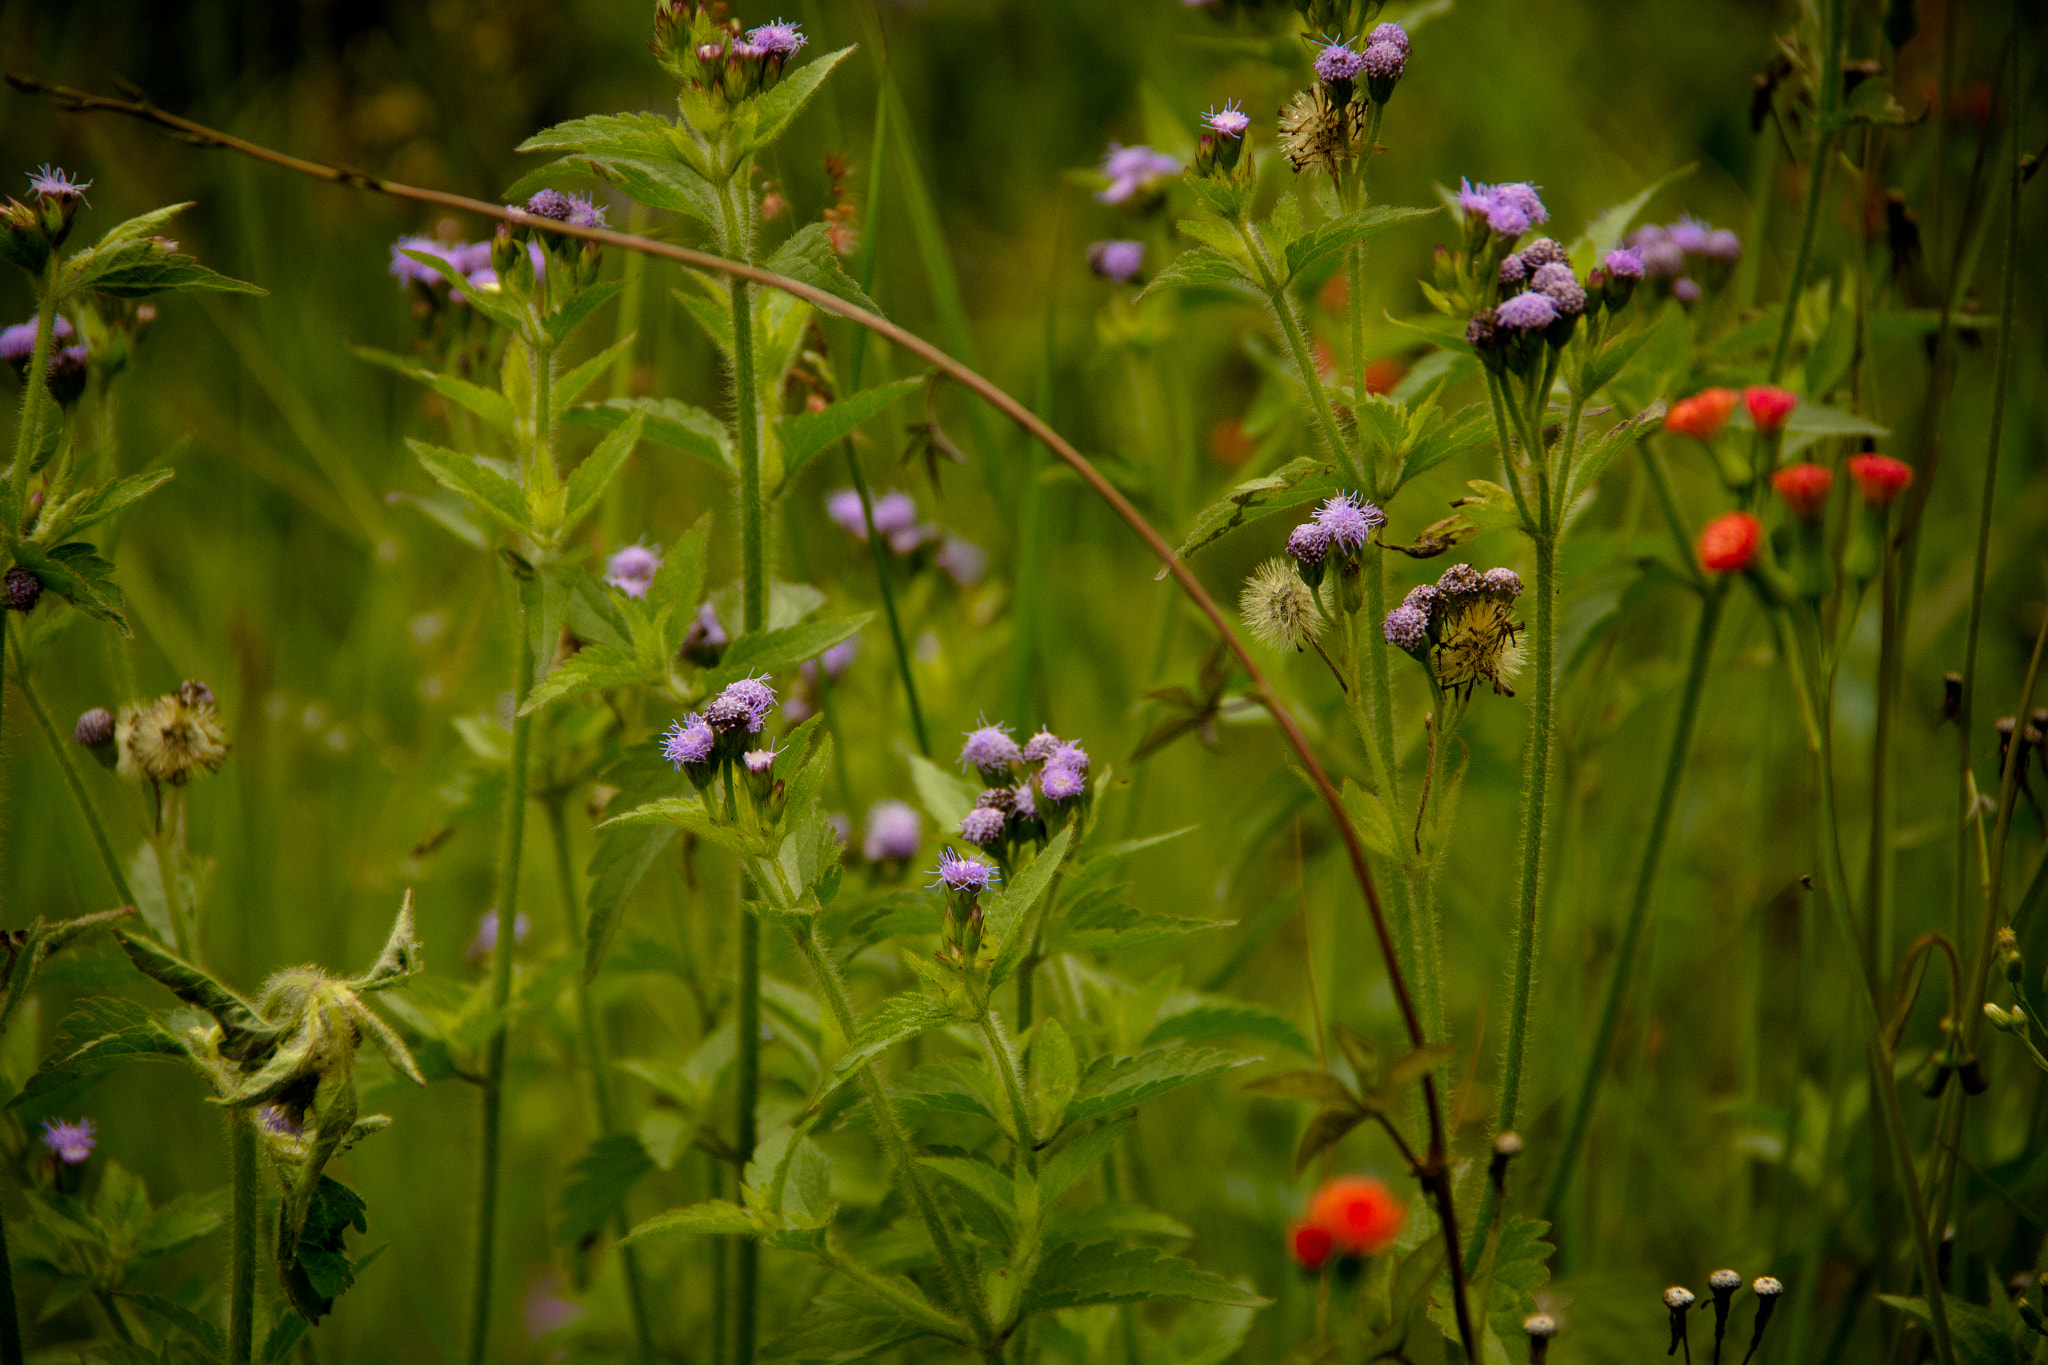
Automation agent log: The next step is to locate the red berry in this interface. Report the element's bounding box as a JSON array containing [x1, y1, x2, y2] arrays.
[[1744, 384, 1800, 433], [1770, 462, 1833, 519], [1698, 512, 1764, 574], [1305, 1175, 1406, 1257], [1846, 453, 1913, 506], [1665, 388, 1739, 441]]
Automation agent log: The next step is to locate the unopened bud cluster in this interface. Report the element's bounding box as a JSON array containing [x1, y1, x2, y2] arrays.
[[653, 3, 809, 106]]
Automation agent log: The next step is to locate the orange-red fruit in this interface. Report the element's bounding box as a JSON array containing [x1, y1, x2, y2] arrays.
[[1771, 462, 1833, 519], [1305, 1176, 1406, 1257], [1290, 1221, 1335, 1271], [1744, 384, 1800, 432], [1699, 512, 1764, 573], [1666, 387, 1739, 441], [1847, 453, 1914, 506]]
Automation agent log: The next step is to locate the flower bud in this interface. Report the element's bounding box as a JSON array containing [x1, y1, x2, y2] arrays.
[[1524, 1313, 1559, 1365], [1770, 463, 1832, 520], [1698, 512, 1763, 575], [1744, 384, 1799, 433], [1666, 387, 1738, 442], [1997, 928, 2024, 984], [28, 166, 91, 248], [1196, 102, 1249, 176], [3, 566, 42, 614], [1488, 1130, 1523, 1191], [1847, 453, 1913, 507]]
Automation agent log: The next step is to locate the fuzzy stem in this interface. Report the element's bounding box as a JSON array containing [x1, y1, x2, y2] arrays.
[[7, 621, 135, 906], [720, 186, 765, 637], [466, 576, 535, 1365], [789, 925, 995, 1343], [8, 252, 60, 522], [227, 1107, 257, 1365], [544, 800, 656, 1364], [732, 900, 760, 1365], [1540, 584, 1723, 1222], [845, 453, 928, 754], [1235, 222, 1362, 491], [977, 1012, 1039, 1175]]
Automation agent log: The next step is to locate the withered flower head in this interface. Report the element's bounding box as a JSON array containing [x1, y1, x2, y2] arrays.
[[118, 680, 230, 786]]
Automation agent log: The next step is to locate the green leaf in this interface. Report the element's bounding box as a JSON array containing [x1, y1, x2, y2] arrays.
[[1160, 456, 1341, 573], [1564, 400, 1668, 507], [704, 614, 874, 690], [1294, 1108, 1369, 1175], [558, 1133, 655, 1247], [408, 439, 529, 535], [1242, 1069, 1359, 1108], [834, 993, 962, 1078], [1283, 205, 1439, 283], [1879, 1296, 2023, 1365], [566, 397, 733, 473], [546, 279, 627, 347], [9, 540, 129, 632], [1570, 163, 1697, 264], [907, 752, 980, 832], [280, 1176, 370, 1323], [1039, 1116, 1134, 1205], [262, 1311, 309, 1363], [1385, 1045, 1457, 1089], [567, 156, 720, 230], [520, 643, 660, 715], [1145, 998, 1309, 1055], [921, 1155, 1019, 1239], [599, 797, 758, 857], [114, 933, 274, 1045], [396, 247, 529, 333], [1065, 1045, 1248, 1124], [760, 1298, 938, 1362], [60, 206, 266, 299], [1023, 1242, 1269, 1313], [518, 111, 687, 161], [564, 409, 645, 531], [621, 1199, 758, 1242], [353, 346, 515, 434], [987, 824, 1076, 987], [39, 468, 176, 541], [762, 218, 879, 316], [743, 48, 856, 160], [1050, 900, 1224, 954], [773, 378, 921, 491], [553, 333, 638, 416], [1142, 246, 1258, 297], [119, 1293, 225, 1357]]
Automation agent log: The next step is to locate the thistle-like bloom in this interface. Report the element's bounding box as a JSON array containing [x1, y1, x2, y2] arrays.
[[1315, 493, 1385, 553], [1313, 41, 1367, 84], [1489, 182, 1548, 230], [746, 19, 806, 58], [1703, 228, 1742, 261], [1096, 143, 1180, 205], [1040, 763, 1086, 803], [1772, 463, 1832, 518], [931, 847, 999, 893], [1847, 453, 1913, 505], [1665, 387, 1738, 440], [1021, 729, 1065, 764], [1465, 309, 1500, 352], [1205, 101, 1251, 138], [29, 165, 91, 203], [1530, 261, 1585, 316], [663, 715, 715, 768], [1494, 291, 1557, 331], [706, 677, 777, 734], [960, 806, 1006, 846], [0, 314, 74, 365], [1672, 277, 1703, 304], [1629, 225, 1686, 277], [1603, 247, 1645, 279], [742, 747, 779, 775], [1698, 512, 1763, 573], [118, 681, 230, 786], [960, 722, 1023, 778], [1011, 783, 1039, 821], [1668, 215, 1713, 254], [1286, 521, 1331, 566], [1744, 384, 1799, 432], [523, 189, 607, 228], [1436, 563, 1482, 596], [1368, 21, 1410, 53], [1086, 239, 1145, 283], [41, 1117, 96, 1164], [1517, 237, 1565, 269], [1480, 567, 1524, 599], [606, 544, 661, 598], [1048, 742, 1090, 777], [1241, 558, 1323, 650], [1497, 253, 1528, 287], [74, 707, 115, 747], [863, 800, 922, 862], [1456, 178, 1494, 218], [1382, 603, 1429, 653], [1279, 89, 1349, 173], [1360, 40, 1405, 87]]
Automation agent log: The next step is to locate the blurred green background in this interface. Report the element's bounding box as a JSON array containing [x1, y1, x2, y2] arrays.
[[0, 0, 2043, 1361]]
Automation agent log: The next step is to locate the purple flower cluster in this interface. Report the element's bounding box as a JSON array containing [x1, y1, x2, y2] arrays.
[[27, 165, 90, 204], [1627, 217, 1739, 302], [863, 800, 923, 862], [1313, 41, 1367, 84], [960, 721, 1023, 780], [524, 188, 608, 230], [706, 677, 777, 734], [659, 716, 713, 772], [932, 847, 999, 894], [1284, 492, 1386, 590], [605, 544, 661, 599], [745, 19, 806, 60], [1458, 179, 1549, 239], [389, 234, 494, 290], [954, 724, 1090, 850], [1205, 102, 1251, 138], [1087, 239, 1145, 283], [0, 314, 74, 368], [1097, 143, 1180, 206], [782, 636, 860, 723], [41, 1117, 95, 1164], [827, 488, 986, 585]]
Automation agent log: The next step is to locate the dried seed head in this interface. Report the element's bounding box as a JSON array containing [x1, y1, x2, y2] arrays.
[[1523, 1314, 1558, 1338], [1752, 1277, 1782, 1297], [1241, 558, 1324, 651], [117, 683, 231, 786], [1665, 1287, 1697, 1310], [1710, 1269, 1742, 1293]]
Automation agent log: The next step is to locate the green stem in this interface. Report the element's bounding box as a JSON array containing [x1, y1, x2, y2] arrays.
[[544, 800, 656, 1365], [977, 1012, 1039, 1175], [227, 1107, 257, 1365], [8, 622, 135, 906], [789, 926, 995, 1343], [0, 1205, 23, 1365], [733, 899, 760, 1365], [8, 252, 60, 521], [1236, 222, 1363, 490], [467, 573, 534, 1365], [845, 451, 928, 754], [1768, 135, 1836, 382], [1539, 584, 1723, 1222], [719, 184, 765, 637]]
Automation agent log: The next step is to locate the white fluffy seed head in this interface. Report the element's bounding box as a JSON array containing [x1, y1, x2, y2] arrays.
[[1753, 1277, 1783, 1297], [1664, 1287, 1696, 1309], [1523, 1314, 1558, 1338], [1710, 1269, 1741, 1292]]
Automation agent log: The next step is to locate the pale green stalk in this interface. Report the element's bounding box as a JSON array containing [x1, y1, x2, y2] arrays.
[[8, 253, 60, 523], [8, 621, 135, 906], [976, 1013, 1038, 1176], [227, 1107, 257, 1365], [1232, 220, 1362, 490]]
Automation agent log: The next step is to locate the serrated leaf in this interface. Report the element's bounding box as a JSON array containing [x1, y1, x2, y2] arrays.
[[1039, 1116, 1133, 1206], [1242, 1069, 1360, 1108], [354, 346, 514, 433], [544, 279, 627, 347], [1145, 998, 1309, 1055], [744, 48, 856, 161], [558, 1133, 655, 1246], [834, 993, 961, 1078], [1158, 456, 1342, 576], [1023, 1242, 1269, 1313], [553, 334, 637, 418], [773, 378, 920, 491], [760, 1298, 938, 1362], [987, 824, 1076, 988], [763, 215, 877, 316], [1065, 1045, 1248, 1124], [1878, 1295, 2020, 1365], [40, 468, 175, 541], [622, 1199, 758, 1242], [1283, 205, 1438, 283], [1142, 246, 1257, 297], [703, 614, 873, 690], [61, 207, 265, 299], [566, 397, 733, 473], [408, 439, 529, 535], [563, 409, 644, 531], [1293, 1108, 1369, 1175], [1564, 401, 1668, 507], [1041, 1200, 1194, 1248], [520, 643, 658, 715], [118, 1293, 224, 1357]]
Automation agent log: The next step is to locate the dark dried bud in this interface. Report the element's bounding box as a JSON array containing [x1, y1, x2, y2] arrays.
[[74, 707, 116, 747], [1665, 1286, 1696, 1360], [3, 566, 41, 613]]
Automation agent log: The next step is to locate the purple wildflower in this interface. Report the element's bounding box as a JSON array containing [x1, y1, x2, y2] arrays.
[[1205, 101, 1251, 138], [864, 801, 923, 861], [960, 806, 1007, 846], [1436, 563, 1483, 596], [1022, 729, 1065, 764], [466, 910, 531, 964], [663, 716, 715, 768], [935, 537, 988, 586], [1382, 603, 1429, 652], [1703, 229, 1742, 261], [1668, 216, 1713, 254], [258, 1106, 302, 1138], [1040, 764, 1086, 802], [1360, 41, 1406, 81], [1011, 783, 1039, 821], [826, 488, 869, 537], [28, 165, 90, 203], [0, 315, 74, 365], [606, 544, 661, 598], [1490, 183, 1549, 227], [1630, 227, 1685, 277], [960, 722, 1022, 778], [931, 847, 1000, 893], [820, 636, 859, 680], [1097, 144, 1181, 205], [1480, 567, 1524, 599], [74, 707, 115, 747], [745, 19, 807, 58], [1486, 201, 1530, 237], [1047, 742, 1090, 778], [1314, 42, 1367, 83], [1286, 521, 1332, 565], [888, 523, 932, 556], [1466, 309, 1500, 350], [707, 677, 777, 734], [41, 1118, 95, 1164], [1087, 239, 1145, 283], [743, 747, 779, 775], [1402, 583, 1442, 615], [524, 189, 573, 220], [1457, 178, 1494, 218], [1603, 247, 1645, 279], [1314, 493, 1386, 553], [1368, 21, 1410, 53], [1673, 278, 1703, 304], [1494, 291, 1558, 331], [390, 235, 460, 288], [1531, 261, 1586, 316], [1518, 237, 1566, 269], [1498, 253, 1528, 287], [682, 601, 727, 661], [870, 491, 919, 538]]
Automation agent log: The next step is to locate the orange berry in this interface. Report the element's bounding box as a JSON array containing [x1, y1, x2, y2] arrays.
[[1698, 511, 1764, 574], [1666, 387, 1739, 441]]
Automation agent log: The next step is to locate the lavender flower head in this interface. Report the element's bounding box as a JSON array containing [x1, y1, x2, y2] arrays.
[[41, 1118, 95, 1164], [1011, 783, 1039, 821], [1518, 237, 1566, 269], [1048, 742, 1090, 778], [74, 707, 115, 747], [932, 847, 1000, 893], [1703, 229, 1741, 261], [1097, 144, 1181, 205], [390, 235, 460, 288], [1314, 41, 1367, 83], [1436, 563, 1483, 596], [1485, 200, 1529, 237], [663, 715, 716, 768], [1087, 240, 1145, 283], [1494, 291, 1558, 331], [960, 806, 1006, 846], [871, 491, 920, 538], [1040, 764, 1086, 802], [1368, 21, 1410, 53], [1492, 184, 1549, 226], [1021, 728, 1066, 764], [825, 488, 868, 537], [1629, 226, 1686, 277], [1457, 178, 1494, 218], [742, 747, 779, 775], [936, 537, 988, 586], [1401, 583, 1442, 617], [745, 19, 807, 58], [606, 544, 661, 598], [1497, 253, 1528, 287], [1480, 567, 1525, 599], [707, 677, 777, 734], [1205, 101, 1250, 138], [1314, 493, 1386, 553], [0, 315, 74, 364], [1672, 278, 1703, 304], [1603, 247, 1645, 280], [1286, 521, 1331, 566], [258, 1106, 302, 1138], [1360, 40, 1406, 81], [1382, 603, 1430, 652], [524, 189, 606, 228], [1531, 261, 1585, 316], [28, 165, 90, 203], [820, 636, 858, 680], [1668, 216, 1713, 254], [960, 722, 1022, 778], [1466, 309, 1499, 350], [864, 800, 923, 861]]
